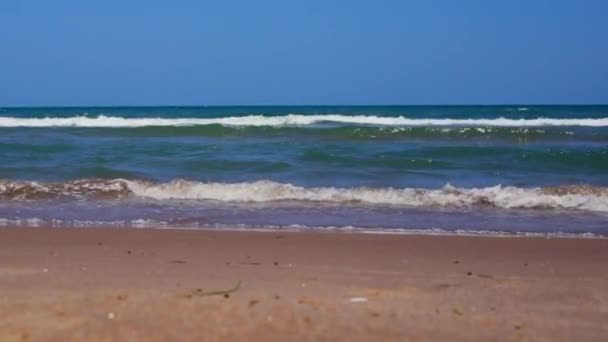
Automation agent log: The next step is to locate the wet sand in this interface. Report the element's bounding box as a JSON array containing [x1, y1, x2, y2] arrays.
[[0, 228, 607, 341]]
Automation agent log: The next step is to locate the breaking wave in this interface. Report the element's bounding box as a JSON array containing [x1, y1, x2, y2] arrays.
[[1, 179, 608, 213], [1, 114, 608, 127]]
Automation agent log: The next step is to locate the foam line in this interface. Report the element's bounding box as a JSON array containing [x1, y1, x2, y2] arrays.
[[1, 179, 607, 212], [1, 114, 608, 127]]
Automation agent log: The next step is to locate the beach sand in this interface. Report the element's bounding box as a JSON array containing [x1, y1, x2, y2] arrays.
[[0, 228, 607, 341]]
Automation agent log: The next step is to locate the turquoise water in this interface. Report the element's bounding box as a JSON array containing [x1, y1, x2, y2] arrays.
[[1, 105, 607, 235]]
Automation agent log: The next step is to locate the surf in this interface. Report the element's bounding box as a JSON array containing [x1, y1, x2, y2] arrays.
[[1, 114, 608, 127], [2, 179, 608, 213]]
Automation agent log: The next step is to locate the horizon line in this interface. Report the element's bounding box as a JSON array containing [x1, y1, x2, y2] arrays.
[[2, 103, 608, 109]]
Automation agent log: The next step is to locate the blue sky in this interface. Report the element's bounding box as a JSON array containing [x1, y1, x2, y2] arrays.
[[1, 0, 607, 106]]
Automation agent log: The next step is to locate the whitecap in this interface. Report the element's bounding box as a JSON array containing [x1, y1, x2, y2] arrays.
[[0, 114, 607, 127]]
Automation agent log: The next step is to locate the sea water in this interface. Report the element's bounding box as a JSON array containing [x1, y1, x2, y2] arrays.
[[0, 105, 607, 236]]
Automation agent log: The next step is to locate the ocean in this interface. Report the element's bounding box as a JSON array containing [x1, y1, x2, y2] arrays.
[[0, 105, 607, 236]]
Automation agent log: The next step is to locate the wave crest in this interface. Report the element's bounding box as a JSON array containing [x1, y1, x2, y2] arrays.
[[127, 180, 608, 212], [1, 179, 607, 213], [1, 114, 608, 127], [0, 179, 130, 200]]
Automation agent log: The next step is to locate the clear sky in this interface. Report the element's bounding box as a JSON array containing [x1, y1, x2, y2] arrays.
[[1, 0, 607, 106]]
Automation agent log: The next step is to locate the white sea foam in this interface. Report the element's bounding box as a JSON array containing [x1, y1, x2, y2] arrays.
[[2, 179, 608, 212], [1, 114, 608, 127], [125, 180, 608, 213]]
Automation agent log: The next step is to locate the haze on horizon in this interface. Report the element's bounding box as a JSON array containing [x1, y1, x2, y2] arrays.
[[1, 0, 607, 107]]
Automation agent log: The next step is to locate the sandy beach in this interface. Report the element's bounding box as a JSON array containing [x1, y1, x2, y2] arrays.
[[0, 228, 606, 341]]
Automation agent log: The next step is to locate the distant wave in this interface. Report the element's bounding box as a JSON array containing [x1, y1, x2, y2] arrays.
[[1, 114, 608, 127], [2, 179, 608, 213]]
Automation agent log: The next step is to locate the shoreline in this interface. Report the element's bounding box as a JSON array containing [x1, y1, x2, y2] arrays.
[[1, 227, 607, 340], [1, 223, 606, 239]]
